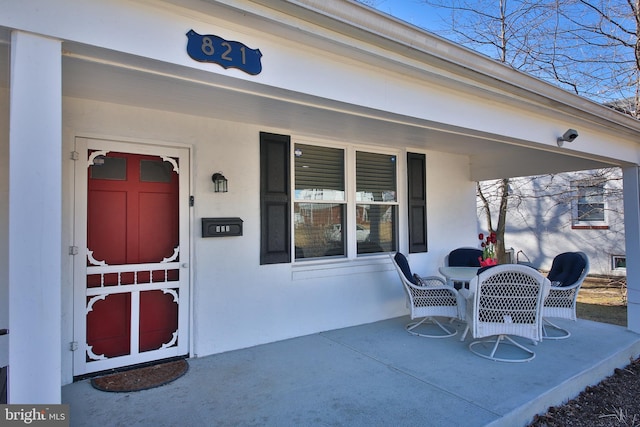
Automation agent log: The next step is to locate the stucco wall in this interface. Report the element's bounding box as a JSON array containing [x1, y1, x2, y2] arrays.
[[495, 171, 626, 276], [3, 0, 639, 174], [60, 96, 478, 383], [0, 86, 8, 367]]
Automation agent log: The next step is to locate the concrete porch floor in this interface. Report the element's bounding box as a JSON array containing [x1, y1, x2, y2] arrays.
[[62, 317, 640, 427]]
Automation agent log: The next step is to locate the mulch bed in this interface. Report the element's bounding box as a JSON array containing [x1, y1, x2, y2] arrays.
[[529, 356, 640, 426], [91, 359, 188, 392]]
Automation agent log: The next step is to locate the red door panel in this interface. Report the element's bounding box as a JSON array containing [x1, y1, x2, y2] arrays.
[[86, 293, 131, 359], [87, 190, 127, 266], [139, 290, 179, 353], [138, 192, 178, 263]]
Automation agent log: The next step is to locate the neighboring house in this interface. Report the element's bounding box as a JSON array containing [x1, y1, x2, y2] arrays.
[[2, 0, 640, 404], [481, 168, 626, 276]]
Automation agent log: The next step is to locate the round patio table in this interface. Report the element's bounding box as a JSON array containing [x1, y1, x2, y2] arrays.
[[438, 266, 479, 289]]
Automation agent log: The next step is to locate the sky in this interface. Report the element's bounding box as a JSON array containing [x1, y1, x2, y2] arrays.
[[362, 0, 446, 32]]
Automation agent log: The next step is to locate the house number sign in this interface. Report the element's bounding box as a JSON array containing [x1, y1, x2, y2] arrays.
[[186, 29, 262, 75]]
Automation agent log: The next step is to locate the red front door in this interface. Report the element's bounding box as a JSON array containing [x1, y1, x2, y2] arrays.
[[74, 139, 190, 375]]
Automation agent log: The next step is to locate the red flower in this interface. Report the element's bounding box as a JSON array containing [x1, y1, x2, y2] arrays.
[[479, 257, 498, 267], [478, 230, 497, 263]]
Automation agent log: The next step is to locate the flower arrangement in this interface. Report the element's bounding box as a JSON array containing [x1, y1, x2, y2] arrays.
[[478, 231, 498, 267]]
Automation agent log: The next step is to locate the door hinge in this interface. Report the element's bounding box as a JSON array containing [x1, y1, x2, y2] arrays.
[[69, 341, 78, 351], [189, 195, 194, 207], [70, 151, 79, 161], [69, 246, 78, 255]]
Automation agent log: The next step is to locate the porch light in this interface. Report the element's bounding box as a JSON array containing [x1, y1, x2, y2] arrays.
[[211, 172, 228, 193]]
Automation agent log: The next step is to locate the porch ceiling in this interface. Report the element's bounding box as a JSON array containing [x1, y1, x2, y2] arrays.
[[0, 33, 617, 180]]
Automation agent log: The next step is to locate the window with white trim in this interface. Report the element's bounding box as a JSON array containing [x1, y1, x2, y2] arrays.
[[293, 143, 398, 259], [572, 181, 607, 227], [294, 144, 346, 258], [612, 255, 626, 270], [355, 151, 397, 254]]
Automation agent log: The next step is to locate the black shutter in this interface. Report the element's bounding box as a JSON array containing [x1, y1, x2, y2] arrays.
[[260, 132, 291, 264], [407, 152, 427, 253]]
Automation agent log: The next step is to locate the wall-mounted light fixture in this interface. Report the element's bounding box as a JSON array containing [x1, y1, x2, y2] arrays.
[[557, 129, 579, 147], [211, 172, 228, 193]]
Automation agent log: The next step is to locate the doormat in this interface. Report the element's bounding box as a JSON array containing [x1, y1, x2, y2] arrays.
[[90, 359, 188, 392]]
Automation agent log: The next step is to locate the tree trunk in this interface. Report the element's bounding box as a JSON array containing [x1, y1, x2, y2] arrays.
[[495, 178, 509, 263], [477, 179, 509, 263]]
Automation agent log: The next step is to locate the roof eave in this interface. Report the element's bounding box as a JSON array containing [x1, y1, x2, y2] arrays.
[[242, 0, 640, 135]]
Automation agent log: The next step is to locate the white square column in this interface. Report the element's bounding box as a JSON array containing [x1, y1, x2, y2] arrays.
[[8, 31, 62, 403], [623, 166, 640, 333]]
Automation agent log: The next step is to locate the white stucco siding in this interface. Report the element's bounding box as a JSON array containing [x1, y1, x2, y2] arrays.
[[191, 147, 478, 356], [480, 170, 627, 277], [9, 32, 62, 403], [2, 0, 638, 169], [58, 96, 476, 381], [424, 151, 479, 264], [0, 87, 9, 369], [506, 211, 627, 276], [572, 127, 640, 168], [624, 167, 640, 331], [194, 262, 403, 356]]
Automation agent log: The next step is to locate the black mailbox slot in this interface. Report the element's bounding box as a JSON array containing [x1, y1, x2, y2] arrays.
[[202, 217, 243, 237]]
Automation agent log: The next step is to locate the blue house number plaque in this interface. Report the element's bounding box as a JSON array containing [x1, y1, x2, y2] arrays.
[[186, 29, 262, 75]]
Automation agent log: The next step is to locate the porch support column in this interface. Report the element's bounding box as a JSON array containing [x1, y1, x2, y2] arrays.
[[623, 165, 640, 333], [9, 31, 62, 403]]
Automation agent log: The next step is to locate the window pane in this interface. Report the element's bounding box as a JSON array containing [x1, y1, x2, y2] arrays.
[[579, 186, 603, 203], [356, 152, 396, 202], [578, 185, 605, 221], [90, 155, 126, 180], [295, 144, 344, 201], [294, 203, 345, 259], [578, 203, 605, 221], [357, 205, 396, 254], [140, 159, 174, 183]]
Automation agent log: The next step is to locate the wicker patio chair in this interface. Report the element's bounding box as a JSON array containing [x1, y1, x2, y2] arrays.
[[390, 253, 463, 338], [462, 264, 551, 362], [543, 252, 590, 339]]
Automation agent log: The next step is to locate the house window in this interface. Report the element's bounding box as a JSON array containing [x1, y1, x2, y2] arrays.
[[572, 181, 607, 228], [293, 144, 397, 259], [355, 151, 397, 254], [612, 255, 626, 270], [294, 144, 346, 258]]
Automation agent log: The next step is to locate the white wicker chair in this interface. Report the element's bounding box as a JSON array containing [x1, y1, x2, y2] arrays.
[[391, 253, 463, 338], [462, 264, 551, 362], [543, 252, 590, 339]]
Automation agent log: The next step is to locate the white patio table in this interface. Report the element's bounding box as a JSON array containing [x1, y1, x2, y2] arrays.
[[438, 266, 479, 289]]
